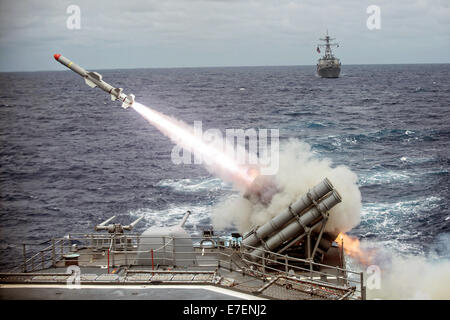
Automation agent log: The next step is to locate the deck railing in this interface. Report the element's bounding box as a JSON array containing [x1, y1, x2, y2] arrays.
[[10, 232, 365, 299], [240, 242, 365, 299]]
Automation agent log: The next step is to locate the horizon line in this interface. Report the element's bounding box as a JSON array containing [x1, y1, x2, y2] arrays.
[[1, 61, 450, 73]]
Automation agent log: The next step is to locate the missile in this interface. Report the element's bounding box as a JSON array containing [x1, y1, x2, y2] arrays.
[[53, 54, 135, 109]]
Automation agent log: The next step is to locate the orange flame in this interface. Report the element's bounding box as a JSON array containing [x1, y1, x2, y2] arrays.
[[336, 233, 376, 266]]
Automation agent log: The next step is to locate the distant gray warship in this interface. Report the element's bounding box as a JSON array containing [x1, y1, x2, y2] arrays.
[[316, 31, 341, 78]]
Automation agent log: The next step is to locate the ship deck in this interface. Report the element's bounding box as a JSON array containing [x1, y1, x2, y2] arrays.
[[0, 243, 364, 300]]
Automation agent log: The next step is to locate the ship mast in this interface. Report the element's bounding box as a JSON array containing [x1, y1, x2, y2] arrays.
[[318, 30, 339, 59]]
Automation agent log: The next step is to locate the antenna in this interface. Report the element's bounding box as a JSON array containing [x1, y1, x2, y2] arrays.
[[178, 211, 191, 228], [123, 216, 144, 231], [95, 215, 144, 233], [95, 216, 116, 230]]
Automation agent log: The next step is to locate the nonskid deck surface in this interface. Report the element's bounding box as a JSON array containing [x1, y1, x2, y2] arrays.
[[0, 269, 346, 300], [0, 285, 262, 300]]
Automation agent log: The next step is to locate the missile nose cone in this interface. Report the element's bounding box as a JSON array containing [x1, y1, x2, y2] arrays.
[[53, 54, 61, 60]]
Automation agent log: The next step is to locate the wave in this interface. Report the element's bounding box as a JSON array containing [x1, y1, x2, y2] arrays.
[[358, 170, 410, 186], [129, 204, 212, 231], [354, 196, 443, 253], [156, 176, 231, 193]]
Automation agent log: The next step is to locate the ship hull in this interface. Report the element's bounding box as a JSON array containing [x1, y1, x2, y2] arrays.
[[317, 65, 341, 78]]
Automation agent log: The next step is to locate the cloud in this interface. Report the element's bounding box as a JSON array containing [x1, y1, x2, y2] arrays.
[[0, 0, 449, 71]]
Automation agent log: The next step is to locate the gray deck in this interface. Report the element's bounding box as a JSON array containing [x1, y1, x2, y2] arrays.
[[0, 285, 261, 300]]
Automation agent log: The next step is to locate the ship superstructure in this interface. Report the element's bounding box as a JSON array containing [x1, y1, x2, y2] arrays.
[[316, 31, 341, 78]]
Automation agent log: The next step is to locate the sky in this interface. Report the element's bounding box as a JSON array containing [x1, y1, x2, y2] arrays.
[[0, 0, 449, 72]]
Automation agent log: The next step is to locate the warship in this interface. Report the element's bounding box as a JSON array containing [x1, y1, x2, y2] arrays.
[[316, 31, 341, 78], [0, 178, 365, 300]]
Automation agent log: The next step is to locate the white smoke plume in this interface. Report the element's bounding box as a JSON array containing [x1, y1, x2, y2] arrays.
[[368, 255, 450, 299], [360, 233, 450, 299], [341, 234, 450, 299], [211, 139, 362, 234]]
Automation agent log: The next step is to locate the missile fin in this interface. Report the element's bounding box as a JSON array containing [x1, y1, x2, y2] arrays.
[[87, 71, 103, 81], [121, 94, 135, 109], [85, 78, 97, 88]]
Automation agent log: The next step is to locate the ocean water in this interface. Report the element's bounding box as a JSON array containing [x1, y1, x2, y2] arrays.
[[0, 64, 449, 270]]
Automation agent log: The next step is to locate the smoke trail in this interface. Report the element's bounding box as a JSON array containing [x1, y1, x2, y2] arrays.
[[131, 102, 256, 190], [212, 139, 362, 234]]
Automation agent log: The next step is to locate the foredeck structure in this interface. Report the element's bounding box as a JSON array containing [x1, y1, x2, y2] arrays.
[[0, 233, 365, 300], [1, 179, 365, 300]]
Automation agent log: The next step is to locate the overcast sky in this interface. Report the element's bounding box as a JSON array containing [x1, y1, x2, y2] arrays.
[[0, 0, 449, 72]]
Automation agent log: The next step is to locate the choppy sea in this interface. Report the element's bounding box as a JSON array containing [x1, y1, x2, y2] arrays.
[[0, 64, 449, 270]]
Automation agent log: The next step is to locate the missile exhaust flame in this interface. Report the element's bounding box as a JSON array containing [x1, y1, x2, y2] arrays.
[[131, 102, 257, 189], [337, 233, 377, 266]]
